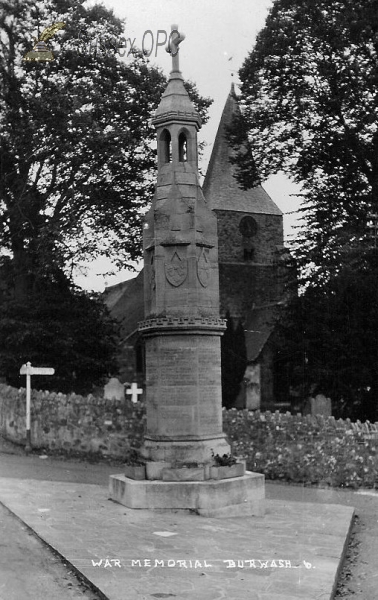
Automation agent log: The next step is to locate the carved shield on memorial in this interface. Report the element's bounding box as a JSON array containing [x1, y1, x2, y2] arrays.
[[165, 250, 187, 287], [197, 247, 210, 288]]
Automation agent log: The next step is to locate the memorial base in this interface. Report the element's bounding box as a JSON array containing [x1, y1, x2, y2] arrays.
[[109, 472, 265, 518], [140, 435, 231, 464]]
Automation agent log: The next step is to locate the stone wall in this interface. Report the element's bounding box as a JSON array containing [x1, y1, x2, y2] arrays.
[[219, 263, 280, 319], [0, 384, 145, 456], [216, 211, 284, 320], [216, 211, 283, 265], [2, 381, 377, 460]]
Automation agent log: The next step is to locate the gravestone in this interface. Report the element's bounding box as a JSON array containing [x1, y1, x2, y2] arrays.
[[243, 364, 261, 410], [310, 394, 332, 417], [103, 378, 125, 401]]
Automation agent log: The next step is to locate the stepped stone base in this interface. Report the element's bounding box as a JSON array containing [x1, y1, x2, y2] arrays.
[[109, 471, 265, 518]]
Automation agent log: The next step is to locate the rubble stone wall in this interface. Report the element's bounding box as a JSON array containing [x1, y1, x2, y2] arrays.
[[0, 384, 145, 457]]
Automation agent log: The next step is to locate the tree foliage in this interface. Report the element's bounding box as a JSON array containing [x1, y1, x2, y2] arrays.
[[276, 253, 378, 420], [0, 0, 212, 299], [0, 0, 211, 391], [233, 0, 378, 279], [0, 261, 120, 394], [231, 0, 378, 417], [221, 312, 247, 409]]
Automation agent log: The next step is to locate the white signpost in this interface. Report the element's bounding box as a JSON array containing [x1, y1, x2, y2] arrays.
[[19, 362, 55, 452], [126, 382, 143, 404]]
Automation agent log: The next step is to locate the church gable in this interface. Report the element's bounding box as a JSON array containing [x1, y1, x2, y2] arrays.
[[202, 84, 282, 217]]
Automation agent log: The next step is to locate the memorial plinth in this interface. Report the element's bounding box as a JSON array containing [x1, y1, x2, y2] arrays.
[[109, 472, 264, 518], [109, 25, 265, 517], [139, 317, 230, 464]]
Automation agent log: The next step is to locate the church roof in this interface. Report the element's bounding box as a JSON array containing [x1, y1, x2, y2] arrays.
[[103, 271, 144, 340], [202, 85, 282, 216], [244, 305, 277, 362]]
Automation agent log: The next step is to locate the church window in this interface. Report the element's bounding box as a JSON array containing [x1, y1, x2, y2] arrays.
[[239, 216, 258, 237], [179, 132, 187, 162], [243, 248, 254, 261], [160, 129, 172, 163]]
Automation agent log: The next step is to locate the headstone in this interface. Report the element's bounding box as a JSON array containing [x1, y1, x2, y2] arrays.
[[103, 377, 125, 400], [310, 394, 332, 417], [242, 364, 261, 410]]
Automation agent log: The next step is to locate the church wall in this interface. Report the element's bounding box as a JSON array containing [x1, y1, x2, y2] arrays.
[[219, 265, 282, 320], [260, 343, 276, 410], [216, 210, 283, 265], [215, 209, 286, 410], [115, 332, 145, 388]]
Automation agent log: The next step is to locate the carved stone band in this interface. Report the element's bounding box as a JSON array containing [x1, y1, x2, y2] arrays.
[[138, 316, 227, 333]]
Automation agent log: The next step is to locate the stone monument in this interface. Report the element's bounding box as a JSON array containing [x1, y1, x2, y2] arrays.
[[109, 25, 265, 516], [103, 377, 125, 401]]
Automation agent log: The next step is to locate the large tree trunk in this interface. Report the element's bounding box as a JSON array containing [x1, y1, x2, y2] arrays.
[[12, 242, 33, 303]]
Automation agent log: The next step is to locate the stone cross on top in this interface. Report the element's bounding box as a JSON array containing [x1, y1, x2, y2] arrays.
[[166, 24, 185, 73]]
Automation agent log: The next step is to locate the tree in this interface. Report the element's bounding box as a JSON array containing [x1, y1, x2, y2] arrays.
[[231, 0, 378, 280], [230, 0, 378, 417], [276, 255, 378, 420], [0, 0, 211, 392], [0, 262, 120, 394], [221, 312, 247, 408], [0, 0, 212, 300]]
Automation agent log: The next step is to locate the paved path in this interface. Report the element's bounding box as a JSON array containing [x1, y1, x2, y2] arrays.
[[266, 484, 378, 599], [0, 436, 361, 599], [0, 447, 354, 600], [0, 502, 101, 600]]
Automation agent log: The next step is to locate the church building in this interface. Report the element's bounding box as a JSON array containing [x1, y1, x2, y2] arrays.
[[104, 84, 289, 410]]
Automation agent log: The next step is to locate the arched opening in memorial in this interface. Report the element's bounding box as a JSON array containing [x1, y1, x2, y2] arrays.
[[160, 129, 172, 163]]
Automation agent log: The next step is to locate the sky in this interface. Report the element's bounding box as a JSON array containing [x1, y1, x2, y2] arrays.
[[75, 0, 301, 292]]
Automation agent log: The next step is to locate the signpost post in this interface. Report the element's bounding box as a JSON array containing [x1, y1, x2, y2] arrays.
[[19, 362, 55, 453]]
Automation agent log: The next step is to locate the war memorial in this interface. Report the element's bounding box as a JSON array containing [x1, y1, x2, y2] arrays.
[[109, 26, 265, 517], [0, 23, 357, 600]]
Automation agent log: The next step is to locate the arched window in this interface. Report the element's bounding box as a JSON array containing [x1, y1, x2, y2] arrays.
[[239, 216, 258, 262], [160, 129, 171, 163], [179, 132, 188, 162], [239, 216, 258, 237]]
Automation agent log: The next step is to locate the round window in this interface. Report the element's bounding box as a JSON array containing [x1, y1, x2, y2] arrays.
[[239, 216, 258, 237]]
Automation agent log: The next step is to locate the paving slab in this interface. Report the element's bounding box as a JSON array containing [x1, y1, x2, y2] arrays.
[[0, 476, 354, 600]]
